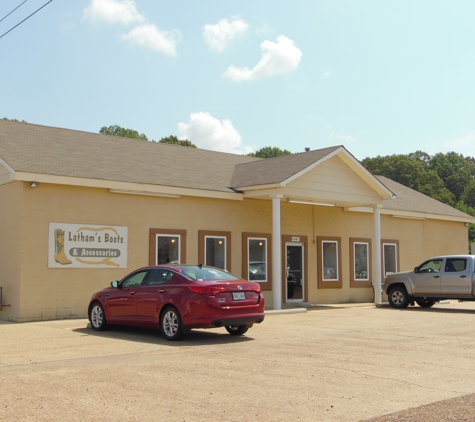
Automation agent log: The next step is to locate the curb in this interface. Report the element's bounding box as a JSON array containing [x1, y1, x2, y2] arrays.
[[265, 308, 307, 315]]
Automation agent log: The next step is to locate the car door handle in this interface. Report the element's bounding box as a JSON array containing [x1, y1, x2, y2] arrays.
[[159, 289, 165, 293], [130, 291, 136, 295], [433, 275, 440, 278], [460, 275, 467, 278]]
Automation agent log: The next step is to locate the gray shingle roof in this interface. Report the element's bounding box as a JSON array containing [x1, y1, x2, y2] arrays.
[[0, 120, 259, 193], [0, 120, 472, 221], [377, 176, 471, 218]]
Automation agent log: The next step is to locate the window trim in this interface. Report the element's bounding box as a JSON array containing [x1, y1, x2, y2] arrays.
[[381, 239, 399, 279], [317, 236, 342, 289], [149, 229, 187, 266], [242, 232, 272, 291], [350, 237, 372, 288], [198, 230, 231, 270]]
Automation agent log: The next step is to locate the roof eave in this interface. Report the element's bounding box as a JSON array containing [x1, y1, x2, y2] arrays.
[[13, 172, 244, 201]]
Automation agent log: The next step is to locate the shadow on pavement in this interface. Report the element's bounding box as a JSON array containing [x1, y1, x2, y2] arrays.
[[381, 304, 475, 315], [73, 324, 255, 347]]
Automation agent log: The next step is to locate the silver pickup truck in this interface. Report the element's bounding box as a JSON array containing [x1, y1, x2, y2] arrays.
[[382, 255, 475, 308]]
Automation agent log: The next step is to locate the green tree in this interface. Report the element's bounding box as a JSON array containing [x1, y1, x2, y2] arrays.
[[158, 135, 196, 148], [362, 153, 455, 205], [248, 146, 292, 159], [363, 151, 475, 245], [461, 180, 475, 209], [99, 125, 148, 141], [3, 117, 27, 122], [429, 152, 474, 202]]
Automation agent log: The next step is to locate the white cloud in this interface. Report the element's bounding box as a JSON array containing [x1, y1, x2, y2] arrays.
[[442, 131, 475, 156], [222, 35, 302, 81], [84, 0, 144, 25], [203, 16, 249, 52], [178, 112, 253, 154], [329, 132, 356, 145], [122, 24, 182, 55]]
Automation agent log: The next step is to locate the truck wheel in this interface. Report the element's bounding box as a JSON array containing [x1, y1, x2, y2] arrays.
[[416, 299, 436, 308], [388, 286, 409, 309]]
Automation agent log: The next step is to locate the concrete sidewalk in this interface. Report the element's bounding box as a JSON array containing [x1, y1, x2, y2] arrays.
[[2, 301, 475, 421]]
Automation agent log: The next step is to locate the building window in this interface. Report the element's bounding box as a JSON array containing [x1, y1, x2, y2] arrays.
[[383, 243, 398, 277], [317, 236, 342, 289], [149, 229, 186, 266], [205, 235, 226, 269], [248, 237, 267, 282], [382, 240, 399, 277], [157, 235, 180, 264], [198, 231, 231, 271], [350, 238, 372, 287], [242, 232, 272, 290]]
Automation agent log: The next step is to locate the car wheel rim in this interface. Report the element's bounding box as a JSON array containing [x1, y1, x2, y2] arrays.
[[228, 326, 239, 331], [392, 291, 404, 305], [91, 305, 103, 328], [163, 311, 178, 337]]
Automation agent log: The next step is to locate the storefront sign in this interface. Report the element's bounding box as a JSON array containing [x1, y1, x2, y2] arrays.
[[48, 223, 128, 268], [291, 237, 300, 242]]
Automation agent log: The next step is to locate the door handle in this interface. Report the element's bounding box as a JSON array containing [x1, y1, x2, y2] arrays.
[[460, 275, 467, 278], [433, 275, 440, 278], [130, 291, 136, 295], [159, 289, 165, 293]]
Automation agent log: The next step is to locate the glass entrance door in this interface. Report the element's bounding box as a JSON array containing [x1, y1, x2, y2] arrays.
[[286, 243, 304, 302]]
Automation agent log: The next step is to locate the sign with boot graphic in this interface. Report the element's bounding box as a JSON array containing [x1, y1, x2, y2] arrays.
[[48, 223, 128, 268]]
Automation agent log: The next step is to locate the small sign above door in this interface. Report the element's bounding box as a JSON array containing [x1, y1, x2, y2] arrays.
[[291, 237, 300, 242]]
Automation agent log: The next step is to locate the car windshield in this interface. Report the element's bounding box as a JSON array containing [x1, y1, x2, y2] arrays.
[[176, 266, 240, 281]]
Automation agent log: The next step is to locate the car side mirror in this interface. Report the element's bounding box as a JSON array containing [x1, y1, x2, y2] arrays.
[[414, 267, 419, 273], [111, 280, 119, 289]]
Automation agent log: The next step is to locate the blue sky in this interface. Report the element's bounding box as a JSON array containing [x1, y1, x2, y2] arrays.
[[1, 0, 474, 160]]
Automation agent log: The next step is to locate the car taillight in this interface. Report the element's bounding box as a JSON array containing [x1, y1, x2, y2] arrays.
[[251, 285, 262, 294], [188, 286, 226, 296]]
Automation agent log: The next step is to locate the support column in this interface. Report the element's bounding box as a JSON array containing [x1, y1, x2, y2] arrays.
[[271, 195, 283, 310], [373, 205, 382, 307]]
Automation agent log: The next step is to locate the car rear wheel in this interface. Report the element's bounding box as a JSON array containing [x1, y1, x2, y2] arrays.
[[225, 325, 249, 336], [416, 299, 436, 308], [90, 302, 107, 331], [160, 306, 184, 341], [388, 286, 409, 309]]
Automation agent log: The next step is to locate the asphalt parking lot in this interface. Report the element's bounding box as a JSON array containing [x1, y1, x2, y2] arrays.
[[2, 302, 475, 422]]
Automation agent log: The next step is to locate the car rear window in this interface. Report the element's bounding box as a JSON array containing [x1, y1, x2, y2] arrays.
[[178, 266, 240, 281]]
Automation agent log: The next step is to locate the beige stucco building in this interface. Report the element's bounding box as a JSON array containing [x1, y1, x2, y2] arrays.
[[0, 120, 473, 322]]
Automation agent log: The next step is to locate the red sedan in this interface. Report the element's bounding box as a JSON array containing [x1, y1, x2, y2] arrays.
[[88, 264, 265, 340]]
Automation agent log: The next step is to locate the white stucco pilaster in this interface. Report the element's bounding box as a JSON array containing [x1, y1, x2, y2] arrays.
[[271, 195, 283, 310], [373, 205, 382, 307]]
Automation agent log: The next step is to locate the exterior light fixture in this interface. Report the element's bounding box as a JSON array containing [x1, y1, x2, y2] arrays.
[[30, 182, 39, 188]]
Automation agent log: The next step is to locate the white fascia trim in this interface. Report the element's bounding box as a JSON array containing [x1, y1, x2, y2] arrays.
[[13, 172, 244, 201], [344, 206, 475, 224], [336, 151, 395, 200], [280, 147, 395, 200], [235, 183, 281, 191], [0, 157, 15, 174]]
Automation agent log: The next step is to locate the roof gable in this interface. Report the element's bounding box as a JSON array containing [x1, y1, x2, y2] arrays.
[[230, 145, 394, 201]]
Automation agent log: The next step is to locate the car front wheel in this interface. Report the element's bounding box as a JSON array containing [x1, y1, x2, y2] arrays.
[[90, 302, 107, 331], [160, 306, 184, 341], [225, 325, 249, 336], [416, 299, 436, 308], [388, 286, 409, 309]]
